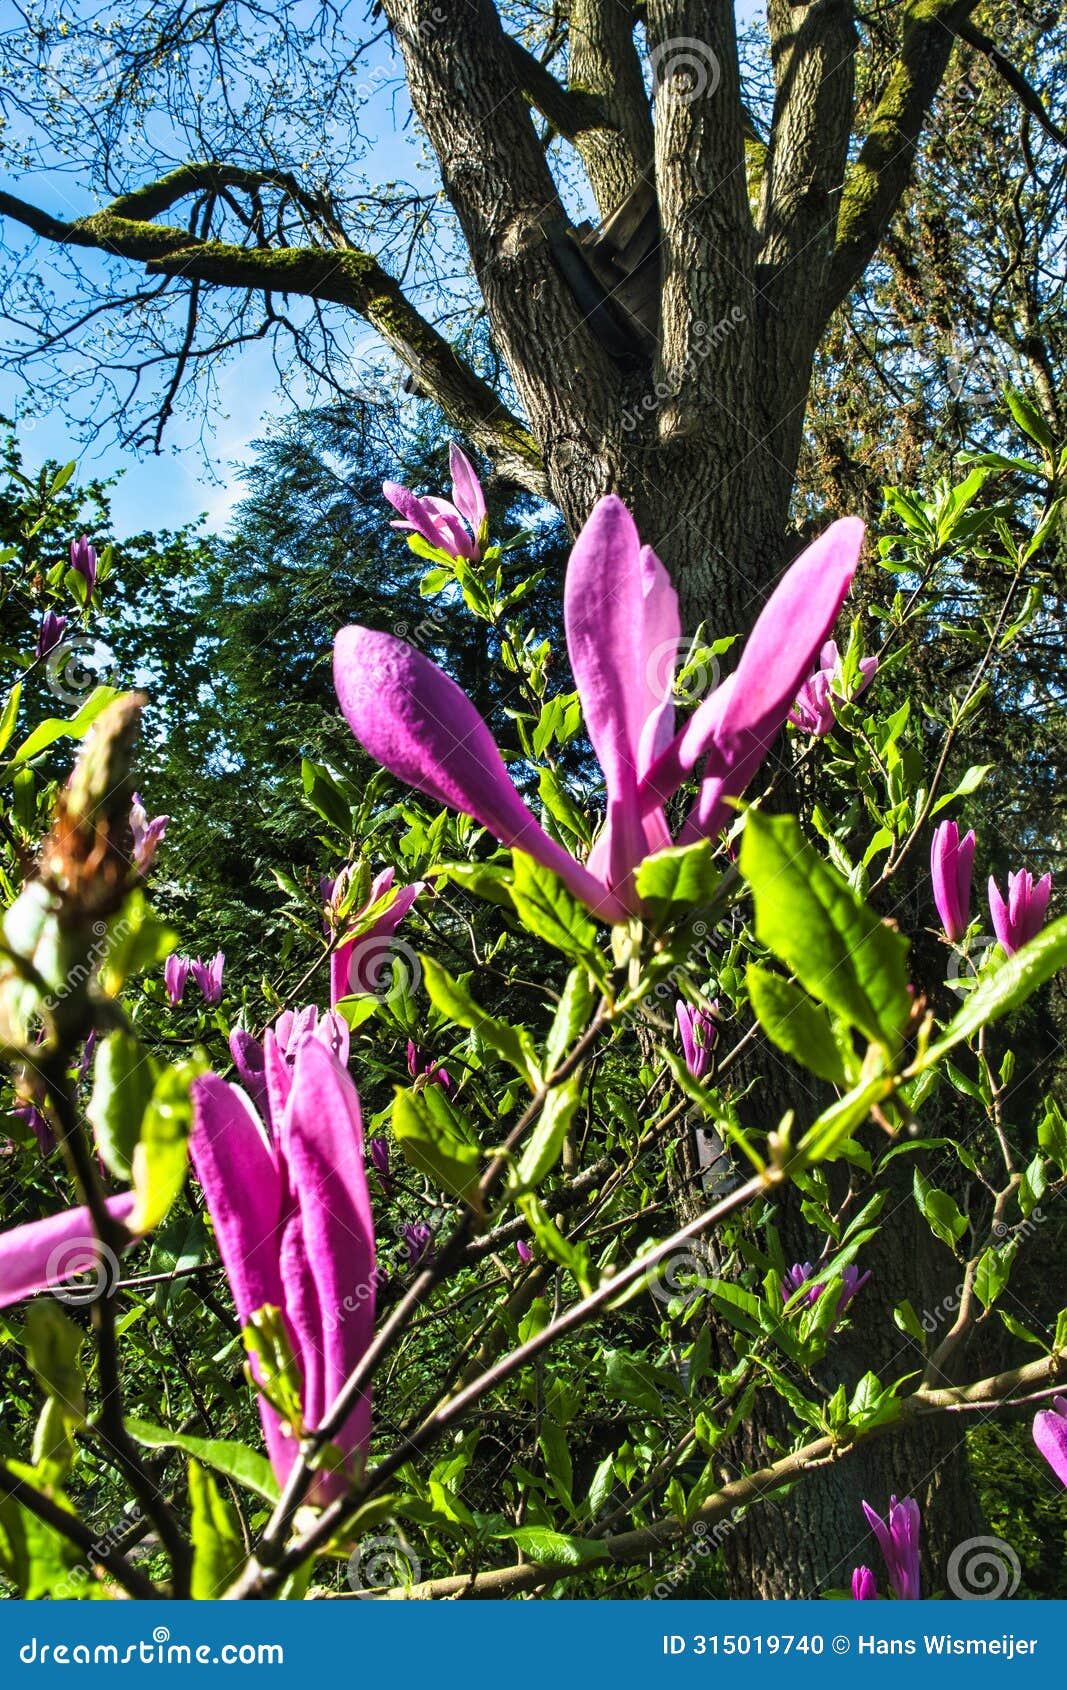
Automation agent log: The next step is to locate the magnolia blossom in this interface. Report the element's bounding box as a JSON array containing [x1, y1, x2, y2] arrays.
[[401, 1221, 434, 1268], [516, 1239, 534, 1265], [1033, 1396, 1067, 1488], [13, 1101, 55, 1157], [69, 535, 98, 596], [164, 955, 191, 1007], [192, 1010, 374, 1499], [789, 640, 878, 737], [862, 1495, 921, 1600], [368, 1137, 391, 1187], [383, 442, 487, 563], [988, 869, 1052, 956], [325, 867, 422, 1007], [335, 497, 865, 924], [782, 1260, 870, 1318], [129, 791, 169, 873], [851, 1566, 878, 1601], [406, 1039, 453, 1094], [191, 951, 225, 1006], [35, 610, 68, 659], [930, 820, 976, 943], [676, 999, 718, 1081], [0, 1191, 139, 1308]]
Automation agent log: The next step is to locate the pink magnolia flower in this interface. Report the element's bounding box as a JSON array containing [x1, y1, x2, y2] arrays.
[[851, 1565, 878, 1600], [988, 869, 1052, 956], [334, 498, 865, 923], [69, 535, 98, 596], [327, 867, 422, 1008], [861, 1495, 921, 1600], [676, 999, 718, 1081], [191, 1017, 374, 1500], [35, 610, 68, 659], [930, 820, 976, 943], [1033, 1396, 1067, 1488], [0, 1192, 139, 1308], [129, 792, 169, 873], [164, 955, 191, 1007], [191, 951, 225, 1006], [782, 1261, 870, 1317], [406, 1039, 452, 1094], [383, 442, 487, 563], [788, 639, 877, 737]]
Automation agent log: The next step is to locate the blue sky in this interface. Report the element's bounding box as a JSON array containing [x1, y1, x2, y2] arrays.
[[0, 5, 767, 543]]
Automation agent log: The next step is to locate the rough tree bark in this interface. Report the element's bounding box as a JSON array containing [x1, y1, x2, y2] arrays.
[[0, 0, 991, 1595]]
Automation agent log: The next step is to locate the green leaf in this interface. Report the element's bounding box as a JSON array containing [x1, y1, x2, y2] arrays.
[[98, 891, 179, 995], [544, 967, 598, 1074], [603, 1350, 667, 1416], [0, 682, 21, 757], [500, 1526, 609, 1566], [1005, 388, 1056, 454], [515, 1075, 581, 1191], [920, 915, 1067, 1069], [634, 839, 720, 919], [973, 1247, 1012, 1309], [126, 1420, 279, 1502], [746, 966, 847, 1085], [798, 1073, 894, 1165], [510, 852, 607, 977], [88, 1032, 159, 1179], [930, 764, 991, 817], [130, 1061, 199, 1233], [189, 1460, 247, 1599], [1038, 1098, 1067, 1176], [392, 1086, 483, 1215], [300, 758, 352, 833], [420, 953, 540, 1088], [25, 1303, 86, 1452], [1019, 1153, 1047, 1218], [913, 1167, 968, 1249], [4, 685, 122, 768], [740, 811, 910, 1052]]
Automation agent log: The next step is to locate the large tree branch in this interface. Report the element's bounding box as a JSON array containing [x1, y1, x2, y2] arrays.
[[381, 0, 625, 527], [502, 34, 609, 142], [568, 1, 654, 216], [365, 1351, 1067, 1599], [0, 177, 547, 495], [645, 2, 760, 426], [827, 0, 981, 314], [954, 19, 1067, 151]]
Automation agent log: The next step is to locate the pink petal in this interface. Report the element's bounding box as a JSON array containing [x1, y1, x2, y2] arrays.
[[190, 1077, 294, 1482], [280, 1040, 376, 1499], [0, 1193, 138, 1309], [382, 482, 441, 550], [449, 443, 486, 539], [334, 626, 622, 919]]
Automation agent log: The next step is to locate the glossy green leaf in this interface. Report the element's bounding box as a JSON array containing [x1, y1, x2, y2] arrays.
[[126, 1420, 279, 1503], [741, 811, 910, 1052], [746, 965, 847, 1085], [189, 1460, 246, 1599]]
